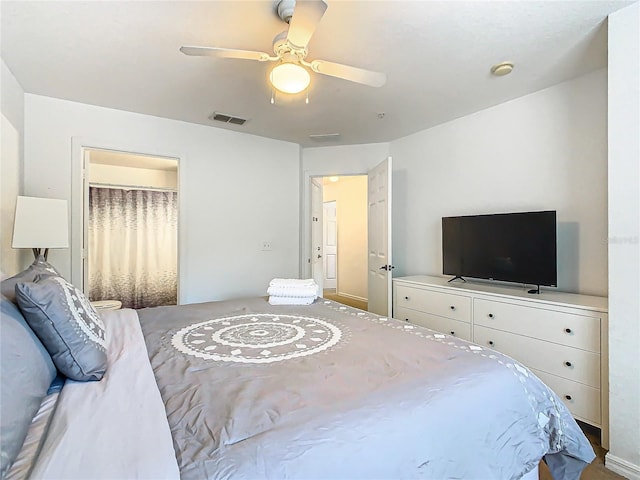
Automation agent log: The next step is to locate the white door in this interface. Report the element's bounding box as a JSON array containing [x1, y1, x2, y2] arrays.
[[311, 178, 324, 293], [367, 157, 392, 317], [323, 201, 337, 289]]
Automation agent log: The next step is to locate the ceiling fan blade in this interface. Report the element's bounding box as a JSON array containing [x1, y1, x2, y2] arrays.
[[286, 0, 328, 49], [310, 59, 387, 87], [180, 46, 271, 62]]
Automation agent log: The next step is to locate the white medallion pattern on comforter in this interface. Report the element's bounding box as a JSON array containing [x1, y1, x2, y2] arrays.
[[139, 297, 595, 480], [172, 313, 342, 363]]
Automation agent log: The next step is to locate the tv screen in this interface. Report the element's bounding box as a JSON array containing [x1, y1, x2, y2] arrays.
[[442, 210, 557, 287]]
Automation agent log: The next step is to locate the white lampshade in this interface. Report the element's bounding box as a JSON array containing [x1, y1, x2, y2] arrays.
[[270, 62, 310, 94], [12, 196, 69, 255]]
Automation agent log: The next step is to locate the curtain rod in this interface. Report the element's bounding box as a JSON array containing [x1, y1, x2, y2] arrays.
[[89, 182, 177, 193]]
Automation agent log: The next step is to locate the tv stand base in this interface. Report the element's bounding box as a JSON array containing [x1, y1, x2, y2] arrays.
[[448, 276, 466, 283]]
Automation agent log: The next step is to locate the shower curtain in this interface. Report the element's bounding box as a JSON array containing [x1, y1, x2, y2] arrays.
[[88, 186, 178, 309]]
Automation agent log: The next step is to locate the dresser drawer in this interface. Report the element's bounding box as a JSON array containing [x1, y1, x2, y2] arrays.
[[395, 307, 472, 341], [474, 299, 601, 352], [532, 369, 601, 426], [474, 326, 600, 388], [395, 285, 471, 323]]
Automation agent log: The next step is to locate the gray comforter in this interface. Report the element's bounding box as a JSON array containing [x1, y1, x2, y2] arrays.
[[138, 297, 595, 480]]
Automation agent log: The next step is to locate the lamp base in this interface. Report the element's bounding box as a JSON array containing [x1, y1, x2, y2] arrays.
[[32, 248, 50, 261]]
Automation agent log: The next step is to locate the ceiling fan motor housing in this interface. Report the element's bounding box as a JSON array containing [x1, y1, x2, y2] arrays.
[[273, 31, 308, 60], [275, 0, 296, 23]]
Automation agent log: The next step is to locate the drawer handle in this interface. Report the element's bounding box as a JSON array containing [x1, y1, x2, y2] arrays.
[[488, 313, 494, 319], [565, 395, 572, 401], [450, 331, 455, 335], [404, 318, 409, 322], [565, 328, 572, 334], [488, 340, 494, 346], [404, 296, 410, 300], [450, 305, 456, 311], [565, 361, 572, 367]]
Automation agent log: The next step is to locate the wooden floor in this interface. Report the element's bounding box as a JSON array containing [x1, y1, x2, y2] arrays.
[[322, 289, 368, 311]]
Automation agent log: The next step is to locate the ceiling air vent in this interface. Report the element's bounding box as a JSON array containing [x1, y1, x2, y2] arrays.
[[309, 133, 341, 142], [209, 112, 247, 126]]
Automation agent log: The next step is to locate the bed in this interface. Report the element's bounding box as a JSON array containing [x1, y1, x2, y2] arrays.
[[1, 260, 596, 480]]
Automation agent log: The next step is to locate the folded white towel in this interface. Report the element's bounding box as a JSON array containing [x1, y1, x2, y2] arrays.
[[268, 295, 316, 306], [267, 285, 319, 298], [269, 278, 317, 288]]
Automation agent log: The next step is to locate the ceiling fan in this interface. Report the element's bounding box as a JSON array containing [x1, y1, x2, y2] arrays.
[[180, 0, 386, 95]]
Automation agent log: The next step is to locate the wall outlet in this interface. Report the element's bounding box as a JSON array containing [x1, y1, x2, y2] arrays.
[[261, 241, 272, 251]]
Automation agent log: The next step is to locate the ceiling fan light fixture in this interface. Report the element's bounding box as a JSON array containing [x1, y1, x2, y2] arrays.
[[270, 62, 310, 94]]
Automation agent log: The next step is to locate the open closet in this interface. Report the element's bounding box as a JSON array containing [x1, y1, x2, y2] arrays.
[[85, 149, 179, 309]]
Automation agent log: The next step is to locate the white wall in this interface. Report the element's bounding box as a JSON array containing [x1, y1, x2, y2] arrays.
[[390, 69, 608, 296], [300, 143, 390, 278], [323, 176, 368, 300], [23, 94, 300, 304], [607, 3, 640, 478], [0, 60, 25, 276]]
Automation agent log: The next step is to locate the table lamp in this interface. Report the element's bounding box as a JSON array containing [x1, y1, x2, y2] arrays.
[[12, 196, 69, 260]]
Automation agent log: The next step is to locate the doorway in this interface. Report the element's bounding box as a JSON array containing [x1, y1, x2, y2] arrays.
[[84, 149, 179, 309], [312, 175, 369, 310]]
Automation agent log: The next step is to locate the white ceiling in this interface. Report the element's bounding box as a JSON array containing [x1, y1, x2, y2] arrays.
[[1, 1, 634, 148]]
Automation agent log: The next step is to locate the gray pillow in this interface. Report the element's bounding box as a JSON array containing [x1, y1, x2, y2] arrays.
[[0, 295, 57, 477], [0, 256, 61, 304], [15, 275, 107, 382]]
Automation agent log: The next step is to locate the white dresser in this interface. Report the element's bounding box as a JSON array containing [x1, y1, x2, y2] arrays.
[[393, 275, 609, 448]]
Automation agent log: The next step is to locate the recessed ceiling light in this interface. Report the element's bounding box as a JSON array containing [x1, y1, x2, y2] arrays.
[[490, 61, 514, 77]]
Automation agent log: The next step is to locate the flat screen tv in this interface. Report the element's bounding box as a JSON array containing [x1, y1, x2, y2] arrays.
[[442, 210, 557, 290]]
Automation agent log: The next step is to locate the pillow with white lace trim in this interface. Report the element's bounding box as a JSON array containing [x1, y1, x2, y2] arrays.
[[15, 275, 107, 381]]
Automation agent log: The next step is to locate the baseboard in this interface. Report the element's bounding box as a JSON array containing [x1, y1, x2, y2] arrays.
[[606, 453, 640, 480], [336, 291, 367, 303]]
